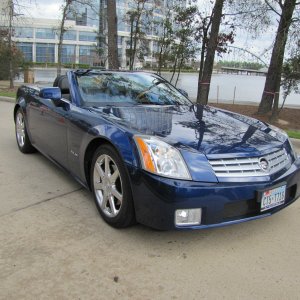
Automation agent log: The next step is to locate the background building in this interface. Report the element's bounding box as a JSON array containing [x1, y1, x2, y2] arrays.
[[0, 0, 187, 68], [8, 18, 98, 66], [68, 0, 187, 68]]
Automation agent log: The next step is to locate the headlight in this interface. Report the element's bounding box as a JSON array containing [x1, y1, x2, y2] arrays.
[[268, 125, 297, 159], [288, 138, 298, 160], [134, 135, 191, 180]]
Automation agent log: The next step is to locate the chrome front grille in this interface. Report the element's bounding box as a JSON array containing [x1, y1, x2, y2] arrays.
[[208, 148, 290, 177]]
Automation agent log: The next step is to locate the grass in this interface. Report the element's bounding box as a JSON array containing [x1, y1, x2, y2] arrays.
[[0, 90, 16, 98], [287, 130, 300, 139]]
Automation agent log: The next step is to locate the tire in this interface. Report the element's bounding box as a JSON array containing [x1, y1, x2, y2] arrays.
[[91, 144, 135, 228], [15, 108, 36, 154]]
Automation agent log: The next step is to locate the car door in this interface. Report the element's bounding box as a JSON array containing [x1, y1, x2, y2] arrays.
[[27, 95, 69, 168]]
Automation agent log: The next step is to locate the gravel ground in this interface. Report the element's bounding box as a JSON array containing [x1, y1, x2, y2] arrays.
[[1, 100, 300, 300]]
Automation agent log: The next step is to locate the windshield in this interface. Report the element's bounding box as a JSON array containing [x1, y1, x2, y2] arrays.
[[76, 72, 191, 106]]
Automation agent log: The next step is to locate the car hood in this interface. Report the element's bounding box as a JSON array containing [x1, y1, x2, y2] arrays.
[[88, 104, 284, 157]]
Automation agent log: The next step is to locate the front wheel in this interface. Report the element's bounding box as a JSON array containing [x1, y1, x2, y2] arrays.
[[15, 108, 36, 153], [91, 144, 135, 228]]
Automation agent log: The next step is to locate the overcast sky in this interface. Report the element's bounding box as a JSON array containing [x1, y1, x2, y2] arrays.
[[20, 0, 62, 19], [18, 0, 275, 63]]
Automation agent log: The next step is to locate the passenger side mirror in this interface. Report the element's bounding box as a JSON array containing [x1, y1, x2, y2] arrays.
[[178, 88, 189, 98], [39, 87, 62, 101]]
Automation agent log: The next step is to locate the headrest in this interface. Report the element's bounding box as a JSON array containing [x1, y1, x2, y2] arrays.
[[53, 75, 70, 93]]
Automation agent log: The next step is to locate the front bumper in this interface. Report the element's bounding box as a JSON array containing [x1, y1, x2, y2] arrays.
[[128, 159, 300, 230]]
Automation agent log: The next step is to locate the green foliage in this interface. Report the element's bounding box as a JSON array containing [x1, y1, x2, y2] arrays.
[[281, 54, 300, 99], [287, 130, 300, 139], [217, 60, 264, 70], [0, 40, 24, 80], [125, 0, 155, 69], [168, 5, 199, 84], [153, 5, 175, 74], [0, 90, 16, 98]]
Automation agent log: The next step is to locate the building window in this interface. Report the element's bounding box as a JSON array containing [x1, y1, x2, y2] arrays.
[[79, 31, 97, 42], [14, 27, 33, 38], [76, 10, 88, 26], [36, 28, 55, 39], [117, 9, 128, 32], [118, 0, 126, 7], [141, 14, 152, 35], [152, 41, 159, 54], [153, 16, 163, 36], [16, 42, 33, 61], [117, 36, 123, 46], [36, 43, 55, 63], [153, 7, 163, 15], [61, 45, 76, 63], [118, 48, 123, 59], [64, 30, 77, 41], [79, 45, 96, 65]]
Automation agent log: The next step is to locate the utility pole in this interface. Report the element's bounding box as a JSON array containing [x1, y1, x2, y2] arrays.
[[8, 0, 14, 89]]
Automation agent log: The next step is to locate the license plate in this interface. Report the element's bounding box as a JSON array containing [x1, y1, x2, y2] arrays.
[[260, 185, 286, 212]]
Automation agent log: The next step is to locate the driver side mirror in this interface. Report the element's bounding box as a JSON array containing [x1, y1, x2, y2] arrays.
[[39, 87, 62, 101]]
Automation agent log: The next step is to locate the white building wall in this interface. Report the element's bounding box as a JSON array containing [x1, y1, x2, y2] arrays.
[[1, 17, 98, 65]]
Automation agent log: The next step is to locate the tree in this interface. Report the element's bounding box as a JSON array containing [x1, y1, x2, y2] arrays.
[[126, 0, 147, 70], [7, 0, 14, 88], [125, 0, 161, 70], [94, 0, 111, 67], [57, 0, 72, 77], [196, 10, 213, 88], [0, 0, 27, 88], [217, 60, 264, 70], [195, 0, 274, 105], [197, 0, 225, 105], [279, 53, 300, 111], [153, 3, 198, 78], [258, 0, 300, 116], [170, 5, 198, 86], [0, 0, 18, 88], [154, 5, 174, 75], [107, 0, 119, 69], [0, 39, 24, 81], [57, 0, 95, 76]]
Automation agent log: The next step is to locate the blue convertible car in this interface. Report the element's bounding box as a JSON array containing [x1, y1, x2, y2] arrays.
[[14, 70, 300, 230]]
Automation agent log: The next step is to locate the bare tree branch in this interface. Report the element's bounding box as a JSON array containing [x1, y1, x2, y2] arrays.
[[224, 8, 265, 16], [265, 0, 281, 17]]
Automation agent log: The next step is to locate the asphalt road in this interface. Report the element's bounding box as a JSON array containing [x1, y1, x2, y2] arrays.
[[1, 100, 300, 300]]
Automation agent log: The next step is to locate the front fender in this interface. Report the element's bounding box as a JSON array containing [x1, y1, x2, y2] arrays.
[[13, 96, 27, 121], [77, 123, 139, 188]]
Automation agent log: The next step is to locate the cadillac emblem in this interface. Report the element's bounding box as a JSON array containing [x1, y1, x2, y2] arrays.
[[259, 157, 270, 172]]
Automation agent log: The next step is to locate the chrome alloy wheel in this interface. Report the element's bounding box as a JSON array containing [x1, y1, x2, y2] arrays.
[[16, 112, 25, 147], [93, 154, 123, 218]]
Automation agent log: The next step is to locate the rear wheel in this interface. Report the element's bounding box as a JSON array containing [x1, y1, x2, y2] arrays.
[[91, 144, 135, 228], [15, 108, 35, 153]]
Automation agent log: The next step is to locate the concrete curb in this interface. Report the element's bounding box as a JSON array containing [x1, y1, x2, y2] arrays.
[[0, 96, 15, 103]]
